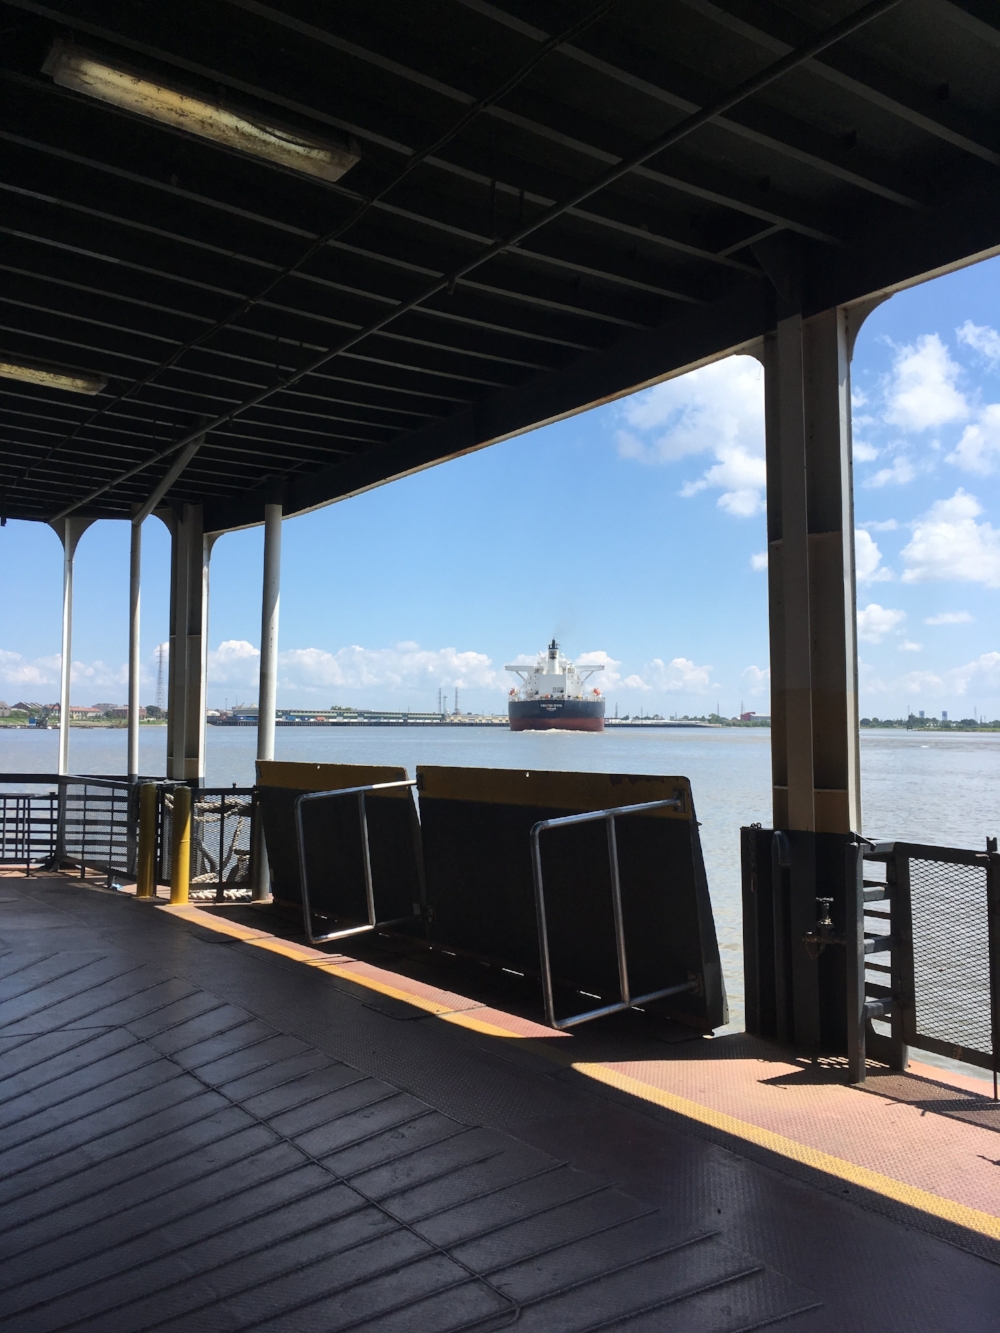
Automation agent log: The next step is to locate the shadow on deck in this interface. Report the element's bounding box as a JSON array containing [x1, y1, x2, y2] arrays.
[[1, 872, 998, 1332]]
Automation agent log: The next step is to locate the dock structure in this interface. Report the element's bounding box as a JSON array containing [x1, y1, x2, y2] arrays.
[[3, 1, 1000, 1325]]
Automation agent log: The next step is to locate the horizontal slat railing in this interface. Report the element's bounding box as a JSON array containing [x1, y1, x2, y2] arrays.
[[0, 775, 255, 898]]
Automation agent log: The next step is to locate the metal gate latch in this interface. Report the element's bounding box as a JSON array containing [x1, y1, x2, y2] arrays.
[[803, 896, 844, 957]]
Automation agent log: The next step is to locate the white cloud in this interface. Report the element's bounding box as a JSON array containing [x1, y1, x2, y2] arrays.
[[617, 355, 765, 516], [681, 447, 766, 516], [948, 652, 1000, 696], [644, 657, 714, 693], [741, 664, 770, 696], [621, 673, 652, 691], [864, 455, 916, 488], [898, 640, 922, 652], [576, 650, 622, 689], [750, 551, 768, 571], [855, 529, 892, 584], [285, 643, 500, 694], [901, 490, 1000, 587], [859, 652, 1000, 710], [924, 611, 972, 625], [948, 402, 1000, 475], [0, 649, 132, 697], [853, 440, 879, 462], [860, 518, 898, 531], [898, 669, 944, 696], [68, 659, 128, 690], [957, 320, 1000, 366], [883, 333, 968, 432], [0, 649, 54, 689], [205, 639, 504, 699], [207, 639, 259, 687], [857, 603, 906, 643]]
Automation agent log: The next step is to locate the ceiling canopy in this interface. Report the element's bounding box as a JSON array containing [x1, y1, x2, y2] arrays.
[[1, 0, 999, 531]]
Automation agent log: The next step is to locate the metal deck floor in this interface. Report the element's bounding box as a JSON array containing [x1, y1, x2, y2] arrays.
[[1, 877, 999, 1332]]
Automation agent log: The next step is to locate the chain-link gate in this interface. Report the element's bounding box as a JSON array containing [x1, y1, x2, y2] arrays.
[[856, 841, 1000, 1091], [157, 785, 255, 901]]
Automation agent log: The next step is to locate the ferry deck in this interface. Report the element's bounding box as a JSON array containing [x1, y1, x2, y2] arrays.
[[0, 866, 998, 1331]]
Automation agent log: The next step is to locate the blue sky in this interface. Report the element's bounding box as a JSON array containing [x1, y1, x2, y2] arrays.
[[2, 257, 999, 719]]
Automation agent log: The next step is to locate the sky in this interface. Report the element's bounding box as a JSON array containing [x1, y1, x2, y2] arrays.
[[2, 256, 999, 720]]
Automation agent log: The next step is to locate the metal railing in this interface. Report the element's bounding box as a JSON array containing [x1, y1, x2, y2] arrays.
[[295, 780, 423, 944], [0, 774, 256, 899], [61, 777, 136, 884], [0, 781, 59, 871], [848, 839, 1000, 1095], [531, 798, 697, 1029], [0, 774, 137, 885]]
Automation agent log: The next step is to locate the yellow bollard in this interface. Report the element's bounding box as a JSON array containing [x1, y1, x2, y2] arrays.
[[170, 784, 192, 906], [135, 783, 158, 899]]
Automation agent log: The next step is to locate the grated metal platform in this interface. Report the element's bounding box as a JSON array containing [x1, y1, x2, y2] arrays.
[[0, 875, 998, 1331]]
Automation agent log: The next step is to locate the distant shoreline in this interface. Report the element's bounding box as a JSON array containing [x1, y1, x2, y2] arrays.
[[0, 721, 166, 730], [2, 718, 997, 734]]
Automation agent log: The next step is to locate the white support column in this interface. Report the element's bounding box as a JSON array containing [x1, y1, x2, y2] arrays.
[[251, 502, 282, 902], [52, 518, 92, 777], [58, 534, 73, 778], [257, 502, 282, 765], [763, 300, 881, 835], [127, 513, 142, 781]]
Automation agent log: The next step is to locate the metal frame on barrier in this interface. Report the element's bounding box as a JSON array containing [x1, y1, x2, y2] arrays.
[[531, 798, 697, 1030], [848, 838, 1000, 1096], [295, 779, 422, 945]]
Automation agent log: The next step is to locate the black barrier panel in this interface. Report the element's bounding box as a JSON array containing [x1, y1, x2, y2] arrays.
[[741, 826, 775, 1040], [742, 826, 854, 1052], [419, 767, 726, 1030], [256, 762, 422, 927]]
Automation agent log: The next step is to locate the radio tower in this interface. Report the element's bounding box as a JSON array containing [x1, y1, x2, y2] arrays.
[[155, 643, 165, 713]]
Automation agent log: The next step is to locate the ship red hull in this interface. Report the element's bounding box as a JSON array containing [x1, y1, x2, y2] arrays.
[[508, 697, 605, 732], [509, 714, 604, 732]]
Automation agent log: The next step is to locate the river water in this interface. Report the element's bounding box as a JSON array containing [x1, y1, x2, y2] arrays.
[[3, 724, 997, 1031]]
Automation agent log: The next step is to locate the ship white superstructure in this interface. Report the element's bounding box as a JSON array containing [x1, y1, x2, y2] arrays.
[[505, 640, 602, 700]]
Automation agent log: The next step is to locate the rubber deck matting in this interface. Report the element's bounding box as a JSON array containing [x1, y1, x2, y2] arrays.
[[0, 876, 998, 1331]]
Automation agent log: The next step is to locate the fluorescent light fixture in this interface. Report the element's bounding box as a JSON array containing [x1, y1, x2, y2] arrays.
[[43, 40, 359, 183], [0, 360, 107, 395]]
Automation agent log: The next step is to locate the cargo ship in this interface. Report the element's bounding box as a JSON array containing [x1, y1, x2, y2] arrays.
[[506, 640, 605, 732]]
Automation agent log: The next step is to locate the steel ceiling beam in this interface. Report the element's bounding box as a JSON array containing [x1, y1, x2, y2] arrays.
[[0, 108, 688, 323], [932, 0, 1000, 50], [457, 0, 923, 211], [3, 0, 629, 498], [0, 29, 768, 275], [225, 0, 845, 243], [682, 0, 1000, 168], [48, 0, 907, 522]]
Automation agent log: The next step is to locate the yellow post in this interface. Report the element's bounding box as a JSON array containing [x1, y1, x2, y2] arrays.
[[135, 782, 158, 899], [170, 784, 192, 905]]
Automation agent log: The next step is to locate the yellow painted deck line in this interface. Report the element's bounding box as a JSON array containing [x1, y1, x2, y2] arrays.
[[572, 1062, 1000, 1241], [248, 936, 332, 962], [311, 961, 456, 1015], [160, 903, 492, 1019], [439, 1010, 534, 1038], [159, 905, 271, 940], [160, 901, 1000, 1240]]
